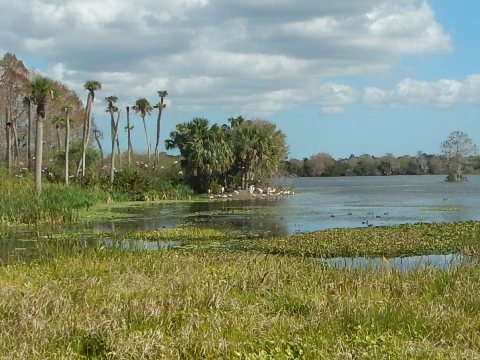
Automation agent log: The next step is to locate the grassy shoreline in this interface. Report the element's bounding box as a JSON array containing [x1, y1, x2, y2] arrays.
[[1, 222, 480, 358]]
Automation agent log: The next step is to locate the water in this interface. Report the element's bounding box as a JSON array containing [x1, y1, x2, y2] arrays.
[[82, 175, 480, 236], [318, 253, 475, 272], [3, 175, 480, 265]]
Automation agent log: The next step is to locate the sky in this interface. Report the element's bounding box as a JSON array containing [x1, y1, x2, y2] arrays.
[[1, 0, 479, 159]]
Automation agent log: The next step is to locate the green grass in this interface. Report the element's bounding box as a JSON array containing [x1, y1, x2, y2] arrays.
[[1, 249, 480, 358], [0, 174, 109, 225]]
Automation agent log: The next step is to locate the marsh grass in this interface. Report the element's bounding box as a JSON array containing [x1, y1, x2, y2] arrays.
[[1, 249, 480, 358], [0, 175, 108, 225], [231, 221, 480, 258]]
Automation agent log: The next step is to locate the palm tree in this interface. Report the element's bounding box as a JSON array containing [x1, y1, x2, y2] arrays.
[[166, 118, 234, 192], [154, 90, 168, 162], [133, 98, 153, 161], [26, 76, 57, 194], [105, 96, 120, 183], [78, 80, 101, 178], [63, 104, 72, 184], [230, 119, 287, 189], [125, 105, 133, 165]]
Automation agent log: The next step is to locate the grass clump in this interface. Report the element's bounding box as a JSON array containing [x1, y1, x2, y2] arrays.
[[0, 174, 108, 225]]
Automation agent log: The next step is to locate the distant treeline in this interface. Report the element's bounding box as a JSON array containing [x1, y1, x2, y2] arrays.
[[284, 152, 480, 177]]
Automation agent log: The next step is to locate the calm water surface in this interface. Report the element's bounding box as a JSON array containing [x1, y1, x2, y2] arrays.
[[83, 175, 480, 236]]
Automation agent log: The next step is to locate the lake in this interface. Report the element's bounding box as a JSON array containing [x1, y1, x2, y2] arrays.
[[82, 175, 480, 236]]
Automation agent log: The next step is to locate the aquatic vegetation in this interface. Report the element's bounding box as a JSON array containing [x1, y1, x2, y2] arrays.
[[421, 207, 460, 212], [1, 249, 480, 358], [105, 227, 230, 242], [232, 222, 480, 258]]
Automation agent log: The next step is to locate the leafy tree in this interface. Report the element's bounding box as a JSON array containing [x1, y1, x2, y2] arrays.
[[353, 154, 378, 176], [284, 158, 305, 177], [133, 98, 153, 161], [166, 118, 234, 192], [441, 130, 477, 181], [305, 153, 334, 177], [26, 76, 58, 194]]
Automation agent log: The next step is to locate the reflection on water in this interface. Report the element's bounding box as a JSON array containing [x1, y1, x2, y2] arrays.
[[318, 253, 476, 272], [81, 198, 290, 236]]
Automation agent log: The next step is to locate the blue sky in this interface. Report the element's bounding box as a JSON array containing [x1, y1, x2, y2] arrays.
[[1, 0, 479, 159]]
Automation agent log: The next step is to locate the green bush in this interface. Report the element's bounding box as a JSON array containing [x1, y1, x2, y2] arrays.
[[111, 169, 150, 201]]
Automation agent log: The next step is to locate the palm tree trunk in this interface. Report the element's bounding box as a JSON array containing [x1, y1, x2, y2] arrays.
[[154, 101, 164, 162], [11, 117, 19, 166], [56, 126, 62, 151], [35, 112, 44, 194], [94, 131, 104, 165], [82, 96, 94, 176], [110, 112, 121, 184], [78, 92, 93, 177], [5, 108, 12, 173], [65, 108, 70, 185], [27, 100, 32, 171], [126, 106, 132, 165], [110, 109, 121, 168], [142, 116, 150, 161]]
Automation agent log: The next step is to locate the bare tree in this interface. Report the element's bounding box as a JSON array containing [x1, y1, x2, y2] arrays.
[[441, 130, 477, 182]]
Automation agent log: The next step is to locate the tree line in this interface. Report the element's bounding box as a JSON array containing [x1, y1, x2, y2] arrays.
[[285, 146, 479, 178]]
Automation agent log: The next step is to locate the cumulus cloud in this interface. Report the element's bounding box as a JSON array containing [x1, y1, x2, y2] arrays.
[[0, 0, 452, 115], [363, 75, 480, 108]]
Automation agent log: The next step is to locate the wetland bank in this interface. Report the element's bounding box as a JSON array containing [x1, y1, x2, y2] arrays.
[[2, 176, 480, 358]]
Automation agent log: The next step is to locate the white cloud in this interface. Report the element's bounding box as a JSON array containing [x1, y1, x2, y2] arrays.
[[363, 76, 480, 108], [0, 0, 453, 116]]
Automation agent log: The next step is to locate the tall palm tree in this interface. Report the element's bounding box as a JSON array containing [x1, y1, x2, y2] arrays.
[[26, 76, 57, 194], [78, 80, 101, 178], [105, 96, 120, 183], [133, 98, 153, 161], [125, 105, 133, 165], [63, 104, 72, 185], [154, 90, 168, 162]]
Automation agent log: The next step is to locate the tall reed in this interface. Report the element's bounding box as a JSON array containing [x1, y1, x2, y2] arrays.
[[0, 174, 108, 225]]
